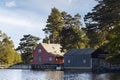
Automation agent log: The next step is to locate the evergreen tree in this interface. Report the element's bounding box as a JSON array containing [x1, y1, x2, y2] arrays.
[[16, 34, 40, 64], [84, 0, 120, 64], [43, 8, 88, 52], [43, 7, 64, 43], [60, 27, 88, 52], [84, 0, 120, 48], [60, 12, 88, 52]]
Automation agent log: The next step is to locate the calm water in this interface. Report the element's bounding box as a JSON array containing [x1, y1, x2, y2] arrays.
[[0, 69, 120, 80]]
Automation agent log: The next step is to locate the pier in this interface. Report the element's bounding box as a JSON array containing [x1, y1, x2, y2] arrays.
[[31, 64, 63, 70]]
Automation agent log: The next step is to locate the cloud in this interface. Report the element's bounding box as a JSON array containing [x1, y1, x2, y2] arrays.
[[0, 0, 97, 48], [0, 8, 46, 48], [5, 1, 16, 8], [68, 0, 73, 3], [0, 8, 46, 30]]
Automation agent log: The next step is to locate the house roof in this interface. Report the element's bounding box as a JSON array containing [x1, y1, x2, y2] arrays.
[[41, 43, 64, 56], [64, 48, 95, 56], [92, 47, 109, 59]]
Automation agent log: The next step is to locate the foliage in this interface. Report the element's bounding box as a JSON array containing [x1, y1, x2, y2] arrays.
[[0, 31, 21, 66], [84, 0, 120, 48], [16, 34, 40, 64], [60, 27, 88, 52], [43, 8, 88, 52], [104, 25, 120, 64], [84, 0, 120, 64], [43, 7, 64, 43], [60, 12, 88, 52], [106, 54, 120, 65]]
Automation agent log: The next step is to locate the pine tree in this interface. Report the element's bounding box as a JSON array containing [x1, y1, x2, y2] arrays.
[[16, 34, 39, 64], [84, 0, 120, 48], [43, 7, 64, 43]]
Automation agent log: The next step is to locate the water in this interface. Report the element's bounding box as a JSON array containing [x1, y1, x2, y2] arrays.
[[0, 69, 120, 80]]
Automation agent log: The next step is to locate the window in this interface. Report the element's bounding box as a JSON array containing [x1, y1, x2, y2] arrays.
[[48, 57, 52, 61], [83, 59, 86, 63], [38, 56, 42, 63], [34, 56, 37, 61], [38, 49, 42, 53], [68, 60, 71, 63]]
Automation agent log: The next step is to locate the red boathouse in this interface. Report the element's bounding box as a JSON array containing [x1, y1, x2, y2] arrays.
[[31, 43, 64, 69]]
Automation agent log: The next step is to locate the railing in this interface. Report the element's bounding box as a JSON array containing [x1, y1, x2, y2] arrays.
[[9, 64, 31, 69]]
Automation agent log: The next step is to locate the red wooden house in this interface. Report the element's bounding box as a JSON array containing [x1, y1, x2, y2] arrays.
[[31, 43, 64, 65]]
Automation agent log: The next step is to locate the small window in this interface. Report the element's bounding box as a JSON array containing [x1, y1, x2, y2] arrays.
[[83, 59, 86, 63], [68, 60, 71, 63], [34, 56, 37, 61], [38, 49, 42, 53], [48, 57, 52, 61], [38, 56, 42, 63]]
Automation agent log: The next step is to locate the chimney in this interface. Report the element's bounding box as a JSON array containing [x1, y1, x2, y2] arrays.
[[48, 39, 50, 44]]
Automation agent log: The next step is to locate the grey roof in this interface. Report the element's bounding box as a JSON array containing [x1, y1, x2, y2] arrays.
[[65, 48, 95, 56]]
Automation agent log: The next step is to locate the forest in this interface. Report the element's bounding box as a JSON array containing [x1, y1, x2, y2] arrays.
[[0, 0, 119, 65]]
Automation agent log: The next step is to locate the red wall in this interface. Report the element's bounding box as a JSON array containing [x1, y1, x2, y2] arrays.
[[31, 44, 60, 65]]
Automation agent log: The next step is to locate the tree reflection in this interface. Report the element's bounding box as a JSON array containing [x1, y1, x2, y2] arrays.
[[64, 71, 120, 80], [109, 73, 120, 80]]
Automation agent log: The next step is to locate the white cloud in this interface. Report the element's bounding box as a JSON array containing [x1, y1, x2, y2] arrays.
[[0, 8, 46, 48], [68, 0, 73, 3], [5, 1, 16, 8], [0, 8, 46, 30], [0, 0, 97, 48], [0, 15, 32, 28]]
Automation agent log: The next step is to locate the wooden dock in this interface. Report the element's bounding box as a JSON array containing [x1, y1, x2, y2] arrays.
[[31, 64, 63, 70], [9, 64, 31, 69]]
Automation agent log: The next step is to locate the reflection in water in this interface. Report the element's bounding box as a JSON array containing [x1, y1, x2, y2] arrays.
[[44, 71, 64, 80], [0, 69, 64, 80], [0, 69, 22, 80], [0, 69, 120, 80], [64, 72, 92, 80], [64, 71, 93, 80], [92, 73, 109, 80], [109, 73, 120, 80], [64, 71, 120, 80]]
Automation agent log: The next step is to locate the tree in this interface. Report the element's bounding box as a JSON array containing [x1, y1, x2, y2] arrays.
[[84, 0, 120, 48], [0, 31, 21, 66], [105, 24, 120, 64], [43, 8, 88, 52], [60, 27, 88, 52], [61, 12, 82, 29], [43, 7, 64, 43], [16, 34, 40, 64], [84, 0, 120, 64], [60, 12, 88, 52]]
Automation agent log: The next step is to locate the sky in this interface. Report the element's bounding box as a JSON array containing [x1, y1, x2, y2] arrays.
[[0, 0, 97, 48]]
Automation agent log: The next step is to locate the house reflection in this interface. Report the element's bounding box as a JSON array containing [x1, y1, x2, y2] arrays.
[[45, 71, 64, 80]]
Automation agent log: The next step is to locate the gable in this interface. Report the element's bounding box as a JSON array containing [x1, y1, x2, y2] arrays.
[[37, 43, 64, 56]]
